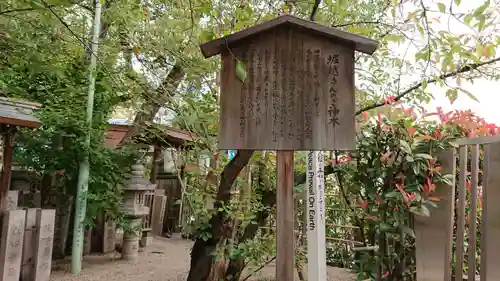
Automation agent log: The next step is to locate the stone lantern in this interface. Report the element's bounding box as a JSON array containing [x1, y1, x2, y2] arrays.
[[120, 162, 155, 260]]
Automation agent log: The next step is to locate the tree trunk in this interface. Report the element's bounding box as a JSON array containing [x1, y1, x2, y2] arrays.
[[187, 150, 253, 281], [224, 157, 276, 281], [118, 64, 185, 147], [224, 189, 276, 280]]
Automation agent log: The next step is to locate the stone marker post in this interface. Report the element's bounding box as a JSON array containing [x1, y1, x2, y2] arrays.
[[0, 210, 27, 281], [33, 209, 56, 281]]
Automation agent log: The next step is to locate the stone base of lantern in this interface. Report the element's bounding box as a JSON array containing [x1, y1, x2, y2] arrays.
[[121, 218, 142, 260], [121, 233, 140, 260]]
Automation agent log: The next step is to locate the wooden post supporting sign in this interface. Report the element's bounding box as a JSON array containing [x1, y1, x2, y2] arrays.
[[276, 151, 295, 280], [306, 151, 326, 281], [200, 14, 378, 281]]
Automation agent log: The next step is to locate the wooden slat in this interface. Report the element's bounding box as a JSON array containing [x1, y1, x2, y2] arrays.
[[326, 237, 363, 245], [455, 146, 468, 278], [455, 134, 500, 146], [481, 143, 500, 281], [276, 151, 295, 281], [326, 223, 359, 229], [468, 145, 479, 281], [415, 148, 456, 281]]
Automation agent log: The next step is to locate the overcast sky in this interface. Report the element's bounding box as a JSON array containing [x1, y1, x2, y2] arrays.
[[394, 0, 500, 124]]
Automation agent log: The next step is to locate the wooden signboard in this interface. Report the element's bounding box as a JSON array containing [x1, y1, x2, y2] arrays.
[[200, 14, 378, 281], [201, 15, 378, 151]]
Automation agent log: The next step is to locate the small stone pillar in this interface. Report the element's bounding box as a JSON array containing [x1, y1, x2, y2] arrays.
[[120, 163, 154, 260]]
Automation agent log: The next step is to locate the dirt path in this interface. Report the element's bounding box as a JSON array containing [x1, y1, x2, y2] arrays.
[[50, 235, 355, 281]]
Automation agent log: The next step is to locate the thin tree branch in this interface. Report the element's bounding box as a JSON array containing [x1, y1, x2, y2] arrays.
[[356, 56, 500, 115], [241, 256, 277, 281], [0, 8, 42, 15], [0, 2, 91, 16], [309, 0, 321, 21]]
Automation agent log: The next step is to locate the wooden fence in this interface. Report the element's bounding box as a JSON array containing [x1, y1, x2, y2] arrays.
[[415, 135, 500, 281]]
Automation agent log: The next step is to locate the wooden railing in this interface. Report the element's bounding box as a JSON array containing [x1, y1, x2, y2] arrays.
[[415, 135, 500, 281]]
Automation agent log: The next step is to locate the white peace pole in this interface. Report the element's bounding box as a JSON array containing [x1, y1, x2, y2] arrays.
[[306, 151, 327, 281]]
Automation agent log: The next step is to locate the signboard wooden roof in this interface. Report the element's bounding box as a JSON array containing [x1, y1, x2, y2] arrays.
[[200, 14, 379, 58], [0, 98, 41, 128], [200, 15, 379, 151]]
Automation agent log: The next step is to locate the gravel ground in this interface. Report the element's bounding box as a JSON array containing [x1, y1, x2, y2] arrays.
[[50, 235, 355, 281]]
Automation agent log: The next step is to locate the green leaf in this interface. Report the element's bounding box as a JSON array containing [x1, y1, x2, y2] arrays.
[[437, 3, 446, 13], [464, 14, 473, 25], [474, 0, 490, 16], [410, 205, 430, 217], [458, 88, 479, 102], [235, 60, 247, 83], [422, 79, 428, 90], [399, 140, 412, 154], [446, 89, 458, 104], [454, 0, 461, 5], [401, 225, 416, 238], [426, 200, 438, 208], [380, 223, 392, 232], [294, 183, 305, 193], [414, 153, 433, 160], [476, 43, 484, 57], [385, 191, 400, 198]]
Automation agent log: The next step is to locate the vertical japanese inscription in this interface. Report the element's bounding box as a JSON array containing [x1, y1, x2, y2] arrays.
[[271, 42, 279, 143], [256, 51, 263, 127], [7, 223, 22, 263], [304, 49, 313, 139], [295, 43, 303, 141], [313, 49, 321, 117], [239, 50, 248, 139], [264, 49, 270, 110], [279, 44, 286, 139], [247, 48, 255, 125], [327, 54, 340, 125], [288, 39, 295, 140]]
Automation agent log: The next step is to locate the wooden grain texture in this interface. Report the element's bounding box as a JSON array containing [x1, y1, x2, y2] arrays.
[[276, 151, 295, 281], [0, 210, 26, 281], [151, 195, 167, 236], [415, 149, 455, 281], [199, 14, 379, 58], [218, 26, 356, 151], [468, 145, 479, 281], [455, 146, 467, 279], [481, 143, 500, 281]]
